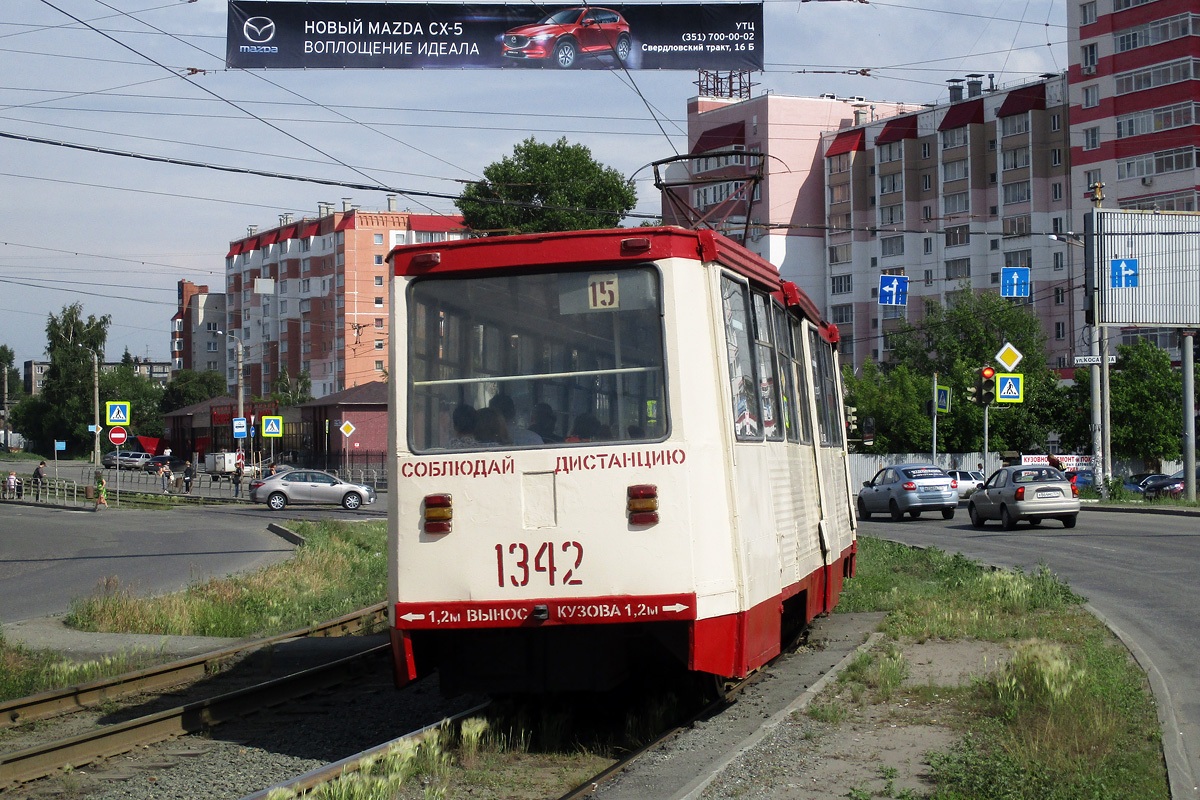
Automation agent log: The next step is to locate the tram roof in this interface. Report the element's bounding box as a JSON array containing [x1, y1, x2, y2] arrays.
[[387, 226, 829, 330]]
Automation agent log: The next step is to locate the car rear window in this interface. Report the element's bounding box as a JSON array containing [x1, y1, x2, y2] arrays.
[[1014, 468, 1065, 483], [903, 467, 946, 479]]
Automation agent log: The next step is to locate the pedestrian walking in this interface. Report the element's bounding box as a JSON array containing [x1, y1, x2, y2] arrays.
[[32, 460, 46, 502], [159, 463, 173, 494], [95, 475, 108, 510], [183, 463, 194, 494], [232, 462, 244, 498]]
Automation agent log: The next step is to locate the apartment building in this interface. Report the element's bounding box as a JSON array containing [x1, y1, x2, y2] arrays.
[[1069, 0, 1200, 360], [663, 93, 916, 305], [821, 75, 1076, 372], [222, 198, 466, 400], [23, 358, 171, 396], [172, 280, 227, 375]]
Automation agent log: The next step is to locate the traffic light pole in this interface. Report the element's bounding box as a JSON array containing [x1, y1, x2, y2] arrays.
[[983, 404, 990, 476]]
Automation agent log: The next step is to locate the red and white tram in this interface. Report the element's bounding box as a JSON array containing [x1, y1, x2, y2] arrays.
[[386, 227, 857, 694]]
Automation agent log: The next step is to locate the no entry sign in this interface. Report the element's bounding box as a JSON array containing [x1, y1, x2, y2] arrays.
[[108, 426, 128, 446]]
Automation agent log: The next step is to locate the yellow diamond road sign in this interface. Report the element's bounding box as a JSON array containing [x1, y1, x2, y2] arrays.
[[995, 342, 1023, 372], [339, 420, 356, 438]]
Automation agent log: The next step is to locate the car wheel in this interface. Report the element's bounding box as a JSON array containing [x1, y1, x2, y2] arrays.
[[1062, 514, 1077, 529], [968, 503, 985, 528], [856, 497, 870, 520], [941, 507, 955, 520], [1000, 504, 1017, 530], [615, 34, 631, 62], [268, 492, 287, 511], [1028, 517, 1042, 526], [554, 37, 577, 68], [342, 492, 362, 510], [889, 500, 903, 521]]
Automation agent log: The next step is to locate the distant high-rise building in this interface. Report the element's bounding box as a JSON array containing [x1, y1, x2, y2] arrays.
[[173, 280, 226, 376], [1068, 0, 1199, 360], [222, 198, 466, 399]]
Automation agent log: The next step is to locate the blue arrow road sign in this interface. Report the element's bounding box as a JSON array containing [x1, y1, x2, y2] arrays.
[[1110, 258, 1138, 288], [1000, 267, 1030, 298], [878, 274, 909, 306]]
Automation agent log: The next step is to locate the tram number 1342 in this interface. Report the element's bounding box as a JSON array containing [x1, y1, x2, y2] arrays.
[[496, 541, 585, 587]]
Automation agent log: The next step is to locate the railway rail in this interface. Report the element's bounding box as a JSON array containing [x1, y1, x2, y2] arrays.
[[0, 602, 387, 730], [0, 603, 388, 789]]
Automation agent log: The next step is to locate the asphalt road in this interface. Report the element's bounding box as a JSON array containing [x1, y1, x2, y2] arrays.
[[861, 505, 1200, 800], [0, 504, 298, 624]]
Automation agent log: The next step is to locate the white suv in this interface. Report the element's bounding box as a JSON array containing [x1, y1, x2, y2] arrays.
[[947, 469, 985, 499], [104, 451, 153, 470]]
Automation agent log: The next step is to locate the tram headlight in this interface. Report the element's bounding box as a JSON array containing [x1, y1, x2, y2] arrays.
[[423, 493, 453, 534], [627, 484, 659, 525]]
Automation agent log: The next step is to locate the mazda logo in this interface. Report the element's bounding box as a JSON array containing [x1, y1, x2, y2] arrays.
[[243, 16, 276, 44]]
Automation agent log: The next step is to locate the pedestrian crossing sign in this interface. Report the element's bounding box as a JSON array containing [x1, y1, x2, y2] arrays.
[[105, 401, 130, 426], [261, 415, 284, 438], [995, 373, 1023, 403]]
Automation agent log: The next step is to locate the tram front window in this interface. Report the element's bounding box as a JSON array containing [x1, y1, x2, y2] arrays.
[[407, 267, 667, 452]]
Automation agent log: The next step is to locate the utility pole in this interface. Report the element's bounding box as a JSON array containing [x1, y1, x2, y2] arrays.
[[2, 367, 9, 451]]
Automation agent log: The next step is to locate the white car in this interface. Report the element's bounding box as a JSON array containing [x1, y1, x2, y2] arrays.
[[947, 470, 985, 499]]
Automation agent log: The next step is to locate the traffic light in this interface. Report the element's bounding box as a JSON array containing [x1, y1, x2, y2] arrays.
[[845, 405, 859, 434], [980, 366, 997, 405]]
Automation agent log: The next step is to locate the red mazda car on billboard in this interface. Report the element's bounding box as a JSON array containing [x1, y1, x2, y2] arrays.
[[502, 7, 631, 68]]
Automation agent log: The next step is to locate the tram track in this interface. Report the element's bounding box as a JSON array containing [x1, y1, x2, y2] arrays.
[[0, 603, 390, 790]]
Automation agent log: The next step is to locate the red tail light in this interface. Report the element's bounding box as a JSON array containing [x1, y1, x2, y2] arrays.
[[1015, 486, 1026, 501], [423, 493, 452, 534], [627, 484, 659, 525], [1071, 484, 1079, 498], [902, 481, 916, 491]]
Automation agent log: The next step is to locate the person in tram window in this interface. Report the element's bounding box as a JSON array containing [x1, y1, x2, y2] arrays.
[[565, 412, 601, 443], [489, 394, 542, 445], [530, 402, 563, 443], [474, 407, 511, 446], [448, 404, 478, 448]]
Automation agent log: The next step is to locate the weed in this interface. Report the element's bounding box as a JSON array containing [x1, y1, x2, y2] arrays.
[[807, 699, 849, 724]]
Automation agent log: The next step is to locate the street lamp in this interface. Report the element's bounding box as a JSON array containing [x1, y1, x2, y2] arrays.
[[217, 331, 245, 438], [77, 344, 100, 468]]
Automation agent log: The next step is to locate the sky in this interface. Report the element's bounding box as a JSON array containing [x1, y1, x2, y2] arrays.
[[1, 0, 1069, 369]]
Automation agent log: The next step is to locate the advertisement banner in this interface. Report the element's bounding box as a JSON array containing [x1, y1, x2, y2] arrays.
[[227, 2, 763, 70]]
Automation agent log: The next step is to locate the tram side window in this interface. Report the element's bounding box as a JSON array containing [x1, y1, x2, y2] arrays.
[[808, 328, 844, 448], [773, 307, 805, 444], [722, 276, 762, 440], [406, 267, 667, 452], [751, 292, 783, 441]]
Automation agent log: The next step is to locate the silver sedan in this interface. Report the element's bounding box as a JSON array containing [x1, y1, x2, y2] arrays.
[[248, 470, 377, 511], [857, 463, 958, 521], [967, 465, 1079, 529]]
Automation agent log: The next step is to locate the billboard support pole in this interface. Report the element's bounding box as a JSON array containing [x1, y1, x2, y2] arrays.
[[1184, 331, 1196, 502]]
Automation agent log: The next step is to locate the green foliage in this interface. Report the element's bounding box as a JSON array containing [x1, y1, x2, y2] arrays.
[[270, 365, 314, 407], [455, 137, 637, 234], [102, 362, 164, 437], [842, 360, 933, 453], [11, 303, 110, 455], [162, 369, 228, 413], [849, 290, 1067, 454]]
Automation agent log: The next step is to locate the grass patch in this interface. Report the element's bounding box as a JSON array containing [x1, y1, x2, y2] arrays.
[[64, 520, 387, 637], [838, 536, 1168, 800], [1, 520, 387, 703]]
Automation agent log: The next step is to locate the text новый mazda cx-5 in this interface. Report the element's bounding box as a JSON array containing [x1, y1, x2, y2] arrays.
[[502, 7, 631, 68]]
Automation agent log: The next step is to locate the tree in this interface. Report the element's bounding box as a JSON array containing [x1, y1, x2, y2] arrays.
[[11, 304, 110, 454], [162, 370, 228, 413], [843, 360, 933, 454], [456, 137, 638, 234], [270, 366, 313, 407], [866, 289, 1067, 454], [1107, 339, 1181, 468], [103, 363, 164, 438]]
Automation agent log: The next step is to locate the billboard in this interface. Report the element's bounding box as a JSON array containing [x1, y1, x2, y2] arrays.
[[227, 2, 763, 70], [1085, 208, 1200, 327]]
